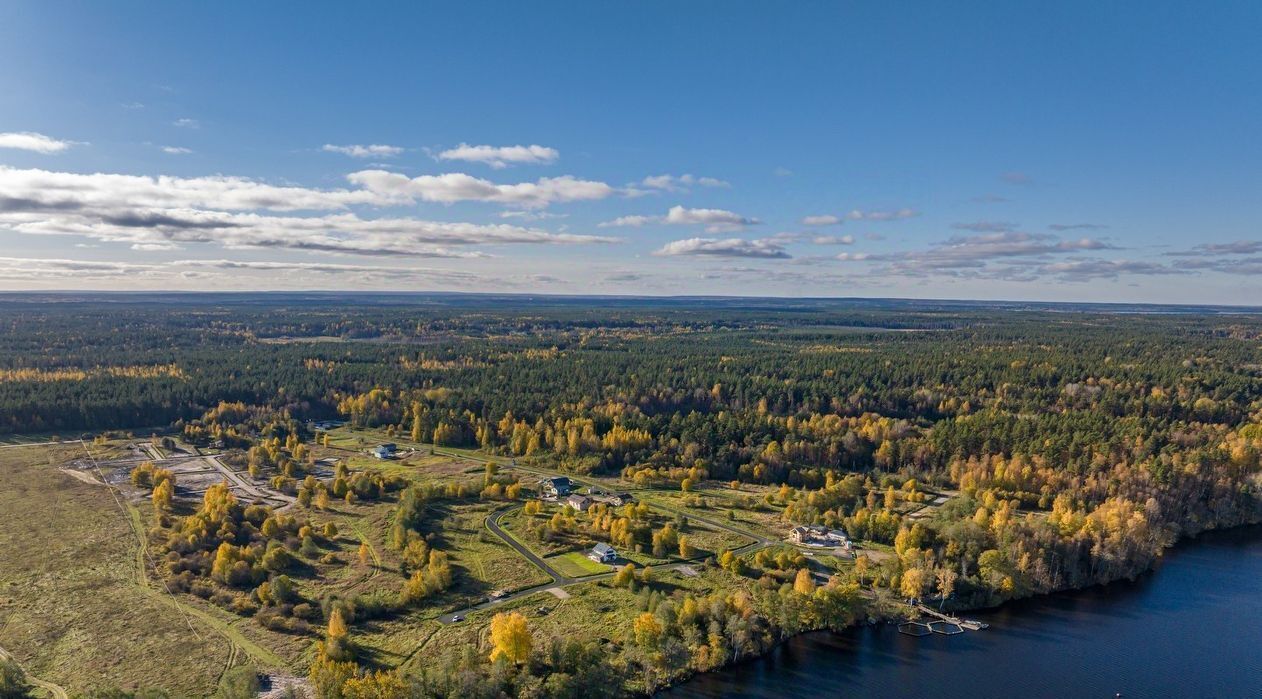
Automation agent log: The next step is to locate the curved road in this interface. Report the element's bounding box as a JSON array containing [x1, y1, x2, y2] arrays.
[[484, 506, 564, 582], [437, 492, 776, 624]]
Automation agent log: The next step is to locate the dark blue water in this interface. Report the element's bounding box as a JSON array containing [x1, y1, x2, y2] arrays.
[[664, 526, 1262, 698]]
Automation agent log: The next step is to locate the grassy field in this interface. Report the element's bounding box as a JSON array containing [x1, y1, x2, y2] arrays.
[[642, 487, 791, 541], [409, 565, 757, 674], [0, 444, 233, 695], [546, 551, 611, 577], [430, 501, 553, 594]]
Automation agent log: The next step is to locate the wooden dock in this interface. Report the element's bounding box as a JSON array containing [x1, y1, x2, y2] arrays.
[[915, 604, 989, 630]]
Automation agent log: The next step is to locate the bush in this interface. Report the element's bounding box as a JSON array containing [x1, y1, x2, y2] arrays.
[[213, 666, 260, 699], [0, 657, 30, 699]]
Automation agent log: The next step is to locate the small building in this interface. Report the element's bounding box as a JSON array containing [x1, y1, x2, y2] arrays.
[[371, 445, 393, 460], [593, 491, 634, 506], [789, 526, 808, 544], [588, 542, 617, 563], [566, 493, 593, 511], [379, 443, 398, 453], [825, 528, 850, 546], [790, 524, 851, 547], [539, 476, 574, 498]]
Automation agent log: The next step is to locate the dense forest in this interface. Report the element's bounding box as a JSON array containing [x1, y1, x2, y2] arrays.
[[2, 293, 1261, 696]]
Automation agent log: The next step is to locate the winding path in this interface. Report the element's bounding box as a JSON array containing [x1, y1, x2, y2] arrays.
[[432, 450, 779, 624], [0, 643, 69, 699]]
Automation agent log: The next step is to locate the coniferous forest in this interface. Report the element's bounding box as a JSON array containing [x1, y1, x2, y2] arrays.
[[2, 292, 1261, 697]]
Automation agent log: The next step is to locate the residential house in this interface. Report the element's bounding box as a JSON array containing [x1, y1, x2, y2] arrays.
[[588, 542, 617, 563], [565, 493, 592, 511], [789, 526, 811, 544], [790, 524, 851, 547], [539, 476, 574, 498]]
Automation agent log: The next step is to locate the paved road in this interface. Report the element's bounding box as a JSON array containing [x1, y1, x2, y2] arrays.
[[436, 489, 777, 625], [202, 453, 297, 510], [484, 506, 565, 582], [437, 504, 616, 623], [436, 449, 775, 549], [432, 454, 781, 625]]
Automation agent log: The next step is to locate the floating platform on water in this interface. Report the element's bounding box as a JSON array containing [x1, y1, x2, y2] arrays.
[[898, 622, 933, 637], [929, 621, 964, 635]]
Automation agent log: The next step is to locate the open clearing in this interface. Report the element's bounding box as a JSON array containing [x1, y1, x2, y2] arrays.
[[546, 551, 611, 578], [0, 444, 231, 695]]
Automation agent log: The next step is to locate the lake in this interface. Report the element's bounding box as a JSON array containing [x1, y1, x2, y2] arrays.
[[662, 526, 1262, 698]]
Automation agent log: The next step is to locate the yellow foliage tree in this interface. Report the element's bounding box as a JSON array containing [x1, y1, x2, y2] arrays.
[[612, 563, 636, 588], [342, 671, 409, 699], [489, 611, 532, 664], [327, 607, 349, 641], [678, 535, 695, 558], [152, 478, 174, 512], [793, 568, 816, 595], [900, 567, 928, 600], [633, 611, 663, 648]]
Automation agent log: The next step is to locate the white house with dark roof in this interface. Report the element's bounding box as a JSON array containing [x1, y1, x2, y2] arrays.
[[588, 542, 617, 563], [539, 476, 574, 498]]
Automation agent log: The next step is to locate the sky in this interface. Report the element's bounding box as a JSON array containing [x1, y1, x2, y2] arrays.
[[1, 1, 1260, 303]]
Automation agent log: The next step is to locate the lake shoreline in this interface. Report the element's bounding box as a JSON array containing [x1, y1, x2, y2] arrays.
[[658, 521, 1262, 697]]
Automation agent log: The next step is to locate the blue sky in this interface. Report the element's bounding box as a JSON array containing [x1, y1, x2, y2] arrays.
[[1, 1, 1260, 302]]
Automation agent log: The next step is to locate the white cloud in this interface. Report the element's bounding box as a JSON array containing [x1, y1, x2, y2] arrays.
[[665, 205, 757, 232], [347, 170, 612, 208], [1048, 223, 1108, 231], [952, 221, 1017, 233], [599, 205, 758, 233], [654, 237, 788, 259], [810, 234, 854, 245], [0, 165, 393, 212], [1039, 259, 1181, 281], [0, 165, 618, 257], [0, 256, 492, 288], [846, 208, 918, 221], [830, 231, 1152, 283], [173, 118, 200, 129], [1168, 240, 1262, 257], [764, 232, 854, 246], [322, 143, 404, 158], [0, 132, 77, 154], [598, 215, 659, 228], [801, 214, 841, 226], [640, 174, 729, 192], [161, 146, 193, 155], [499, 210, 568, 221], [436, 143, 559, 169]]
